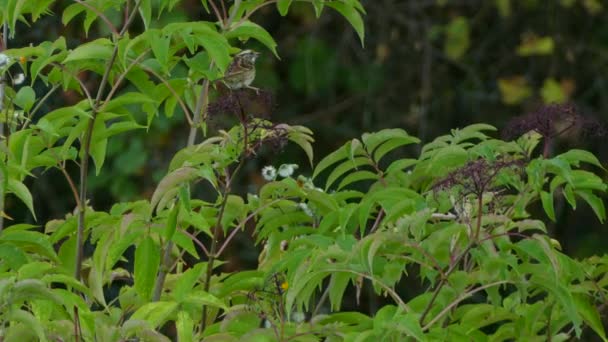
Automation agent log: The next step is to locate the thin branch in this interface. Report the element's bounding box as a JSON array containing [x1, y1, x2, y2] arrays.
[[421, 281, 511, 331], [187, 78, 210, 145], [208, 0, 226, 26], [201, 162, 244, 330], [0, 21, 7, 231], [49, 62, 95, 108], [323, 268, 410, 312], [26, 83, 61, 126], [134, 62, 194, 125], [101, 48, 151, 109], [181, 228, 211, 256], [215, 198, 282, 257], [72, 0, 119, 35], [75, 0, 142, 282]]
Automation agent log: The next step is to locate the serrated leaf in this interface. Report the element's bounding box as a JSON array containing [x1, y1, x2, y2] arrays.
[[326, 2, 365, 46], [277, 0, 293, 15], [134, 237, 160, 302], [14, 86, 36, 112], [130, 301, 179, 327], [540, 191, 556, 221], [63, 38, 113, 62], [573, 293, 607, 342], [226, 21, 279, 58], [313, 143, 349, 179], [8, 179, 36, 220], [576, 190, 606, 223], [150, 167, 199, 215]]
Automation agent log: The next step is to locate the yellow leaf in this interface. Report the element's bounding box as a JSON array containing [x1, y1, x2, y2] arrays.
[[496, 0, 511, 17], [498, 76, 533, 105], [583, 0, 603, 15], [517, 35, 554, 56], [541, 78, 567, 104]]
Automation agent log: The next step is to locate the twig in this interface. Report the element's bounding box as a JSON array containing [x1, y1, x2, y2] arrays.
[[0, 21, 7, 231], [75, 0, 141, 282], [421, 281, 510, 331], [72, 0, 119, 35]]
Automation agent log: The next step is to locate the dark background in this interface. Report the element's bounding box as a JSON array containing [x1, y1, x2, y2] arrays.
[[9, 1, 607, 263]]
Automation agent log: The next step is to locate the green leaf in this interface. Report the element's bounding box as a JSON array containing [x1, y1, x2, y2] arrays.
[[312, 0, 325, 17], [89, 118, 108, 175], [338, 170, 379, 190], [575, 190, 606, 223], [150, 167, 199, 215], [313, 143, 349, 179], [14, 86, 36, 112], [328, 272, 351, 311], [540, 191, 556, 221], [63, 38, 113, 62], [176, 311, 194, 342], [573, 293, 607, 342], [166, 22, 231, 72], [226, 21, 279, 58], [277, 0, 293, 15], [326, 156, 371, 190], [182, 291, 228, 310], [326, 2, 365, 46], [0, 230, 57, 261], [8, 179, 36, 220], [164, 202, 180, 241], [557, 149, 604, 169], [0, 243, 28, 270], [7, 309, 48, 342], [130, 301, 179, 328], [134, 236, 161, 301], [530, 274, 583, 338], [172, 263, 205, 302], [138, 0, 152, 30]]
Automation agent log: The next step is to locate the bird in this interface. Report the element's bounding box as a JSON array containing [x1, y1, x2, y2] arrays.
[[222, 49, 260, 92]]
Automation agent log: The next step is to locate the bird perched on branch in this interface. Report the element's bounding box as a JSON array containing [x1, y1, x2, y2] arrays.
[[222, 49, 260, 92]]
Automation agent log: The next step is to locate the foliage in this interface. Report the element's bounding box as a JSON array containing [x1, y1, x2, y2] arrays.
[[0, 1, 607, 341]]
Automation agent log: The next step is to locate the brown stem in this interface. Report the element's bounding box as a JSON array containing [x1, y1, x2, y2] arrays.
[[201, 161, 244, 330], [422, 281, 510, 331], [75, 0, 141, 282], [73, 0, 119, 35], [418, 241, 475, 325], [474, 193, 483, 241], [0, 21, 8, 231], [187, 78, 210, 145]]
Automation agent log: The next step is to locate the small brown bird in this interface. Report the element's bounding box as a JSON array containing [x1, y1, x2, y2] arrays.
[[222, 49, 260, 92]]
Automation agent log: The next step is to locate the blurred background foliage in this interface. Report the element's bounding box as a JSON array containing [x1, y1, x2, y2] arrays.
[[9, 0, 607, 258]]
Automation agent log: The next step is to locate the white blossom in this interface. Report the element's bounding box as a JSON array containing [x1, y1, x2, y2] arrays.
[[278, 163, 298, 178], [0, 53, 8, 67], [297, 202, 314, 217], [13, 73, 25, 85], [261, 165, 277, 181]]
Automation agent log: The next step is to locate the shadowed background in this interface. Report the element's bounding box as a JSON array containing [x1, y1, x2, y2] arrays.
[[10, 0, 607, 284]]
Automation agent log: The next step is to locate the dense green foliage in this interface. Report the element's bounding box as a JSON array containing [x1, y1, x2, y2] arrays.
[[0, 1, 607, 341]]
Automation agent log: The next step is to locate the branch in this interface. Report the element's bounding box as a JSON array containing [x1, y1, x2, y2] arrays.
[[421, 281, 510, 331], [72, 0, 119, 35], [75, 0, 142, 281]]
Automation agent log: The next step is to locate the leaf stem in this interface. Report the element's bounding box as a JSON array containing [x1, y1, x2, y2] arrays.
[[0, 21, 7, 231], [75, 0, 141, 281]]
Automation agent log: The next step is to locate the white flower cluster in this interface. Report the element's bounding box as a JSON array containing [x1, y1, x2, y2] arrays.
[[0, 53, 10, 67], [261, 163, 299, 181]]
